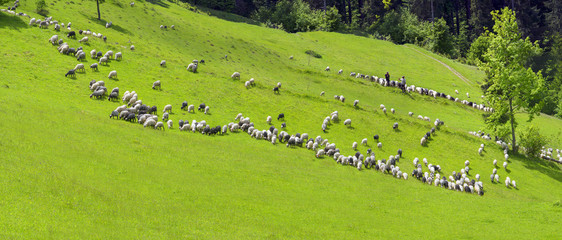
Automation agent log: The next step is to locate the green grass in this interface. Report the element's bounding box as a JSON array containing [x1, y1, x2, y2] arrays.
[[0, 0, 561, 238]]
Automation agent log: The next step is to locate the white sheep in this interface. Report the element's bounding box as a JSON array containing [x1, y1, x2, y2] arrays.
[[475, 174, 480, 181], [245, 81, 251, 88], [167, 120, 173, 129], [266, 116, 272, 124], [108, 70, 117, 79], [338, 69, 343, 74], [325, 66, 330, 71], [343, 119, 351, 126], [493, 168, 497, 174], [187, 105, 194, 113], [493, 159, 498, 166], [391, 108, 395, 114], [231, 72, 240, 79], [353, 100, 359, 107], [130, 45, 135, 50], [503, 162, 508, 170], [377, 142, 382, 148], [115, 52, 122, 60], [352, 142, 358, 150], [163, 104, 172, 113], [478, 148, 483, 155], [160, 60, 166, 67], [204, 106, 209, 114], [90, 49, 97, 59], [99, 57, 108, 65], [504, 153, 509, 161], [277, 82, 281, 88], [74, 63, 85, 72], [155, 122, 164, 130], [511, 180, 516, 188], [152, 80, 161, 90], [494, 174, 500, 183], [361, 138, 367, 145], [320, 91, 325, 96], [382, 108, 387, 114], [408, 112, 413, 117], [48, 35, 58, 45], [505, 177, 511, 187], [78, 36, 88, 43]]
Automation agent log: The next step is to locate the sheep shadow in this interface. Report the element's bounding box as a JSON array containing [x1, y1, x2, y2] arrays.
[[347, 126, 355, 130], [65, 76, 77, 80], [0, 12, 29, 31], [394, 129, 402, 133], [146, 0, 170, 8], [505, 169, 511, 174], [81, 14, 133, 36]]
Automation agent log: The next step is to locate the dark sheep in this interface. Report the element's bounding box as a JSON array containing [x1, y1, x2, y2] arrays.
[[202, 126, 211, 135], [77, 46, 83, 52], [76, 52, 85, 61], [79, 30, 83, 34], [103, 36, 107, 42], [273, 87, 279, 94], [269, 126, 275, 132], [281, 122, 286, 128], [148, 106, 157, 114], [125, 113, 136, 122], [67, 31, 75, 38], [277, 113, 284, 120], [200, 59, 205, 64], [397, 149, 402, 156], [68, 48, 76, 56], [65, 69, 76, 77], [96, 51, 103, 59], [286, 137, 295, 147], [110, 110, 119, 119], [89, 80, 96, 87], [108, 91, 118, 101], [393, 122, 398, 130], [373, 135, 379, 141], [181, 101, 188, 110], [178, 120, 184, 128], [198, 103, 206, 111], [283, 134, 290, 143], [58, 39, 64, 45]]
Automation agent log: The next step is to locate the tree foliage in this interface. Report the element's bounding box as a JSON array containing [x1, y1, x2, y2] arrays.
[[478, 7, 545, 152], [518, 125, 547, 158]]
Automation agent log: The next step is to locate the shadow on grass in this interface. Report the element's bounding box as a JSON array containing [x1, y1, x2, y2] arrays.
[[196, 5, 260, 26], [0, 12, 29, 31], [515, 153, 562, 183], [81, 13, 133, 36], [146, 0, 170, 8]]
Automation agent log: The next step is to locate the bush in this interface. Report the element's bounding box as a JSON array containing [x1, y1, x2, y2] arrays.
[[36, 0, 48, 16], [518, 125, 547, 157], [467, 34, 491, 65], [428, 18, 454, 56], [305, 50, 322, 58]]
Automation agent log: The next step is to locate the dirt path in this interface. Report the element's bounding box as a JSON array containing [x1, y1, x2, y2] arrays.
[[404, 45, 474, 85]]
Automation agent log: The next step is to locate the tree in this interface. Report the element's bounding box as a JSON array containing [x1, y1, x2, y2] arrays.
[[478, 7, 545, 153], [96, 0, 105, 20]]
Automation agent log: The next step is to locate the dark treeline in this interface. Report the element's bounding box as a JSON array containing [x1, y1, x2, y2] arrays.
[[187, 0, 562, 117]]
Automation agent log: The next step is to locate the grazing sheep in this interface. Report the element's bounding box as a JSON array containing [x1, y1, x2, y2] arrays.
[[505, 177, 511, 187], [115, 52, 122, 60], [343, 119, 351, 126], [353, 100, 359, 107], [511, 180, 516, 188], [231, 72, 240, 80], [245, 81, 251, 88], [74, 63, 85, 72], [186, 63, 198, 72], [325, 66, 330, 71], [503, 162, 508, 170], [320, 91, 325, 96], [281, 122, 286, 128], [373, 135, 379, 141], [108, 70, 117, 79], [152, 80, 161, 90], [67, 31, 75, 38], [78, 36, 88, 43], [352, 142, 358, 150], [377, 142, 382, 148], [494, 174, 500, 183], [338, 69, 343, 74], [162, 112, 169, 121], [130, 45, 135, 50], [130, 2, 134, 7], [110, 110, 119, 119], [48, 35, 58, 45], [99, 57, 108, 65], [408, 112, 413, 117], [204, 106, 210, 114], [163, 104, 172, 113], [65, 69, 75, 77], [108, 91, 118, 101], [90, 63, 98, 71], [277, 113, 284, 121], [393, 122, 398, 130], [160, 60, 166, 67], [187, 105, 195, 113], [277, 82, 281, 88], [266, 116, 272, 124], [273, 87, 279, 94], [167, 120, 173, 129], [76, 52, 86, 61], [155, 122, 165, 130], [391, 108, 396, 114]]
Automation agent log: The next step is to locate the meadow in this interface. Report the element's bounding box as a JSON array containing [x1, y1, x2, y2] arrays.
[[0, 0, 560, 238]]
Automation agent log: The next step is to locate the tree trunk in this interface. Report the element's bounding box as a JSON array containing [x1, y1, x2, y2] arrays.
[[509, 98, 518, 153], [347, 0, 352, 25], [97, 0, 101, 20]]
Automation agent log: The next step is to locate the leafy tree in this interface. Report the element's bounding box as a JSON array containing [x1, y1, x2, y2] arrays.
[[467, 34, 490, 65], [518, 125, 547, 158], [478, 7, 546, 153], [429, 18, 454, 56]]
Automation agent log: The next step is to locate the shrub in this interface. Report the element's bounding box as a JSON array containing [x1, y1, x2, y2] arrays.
[[518, 125, 547, 157], [305, 50, 322, 58]]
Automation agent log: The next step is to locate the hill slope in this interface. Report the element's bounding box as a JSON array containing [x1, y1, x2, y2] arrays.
[[0, 1, 561, 238]]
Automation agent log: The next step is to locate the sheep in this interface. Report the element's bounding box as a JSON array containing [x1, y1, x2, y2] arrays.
[[130, 2, 134, 7], [167, 120, 173, 129], [391, 108, 395, 114], [65, 69, 76, 78], [108, 70, 117, 79], [277, 113, 285, 121], [99, 57, 108, 65], [353, 100, 359, 107], [503, 162, 508, 170], [152, 80, 161, 90], [494, 174, 500, 183], [493, 159, 498, 166], [90, 63, 98, 71], [90, 90, 105, 99], [343, 119, 351, 126], [511, 180, 516, 188], [320, 91, 325, 96], [39, 21, 47, 28], [392, 122, 398, 130], [505, 177, 511, 187], [187, 105, 195, 113], [273, 87, 279, 94], [115, 52, 122, 60], [325, 66, 330, 71], [277, 82, 281, 88], [76, 52, 86, 61], [245, 81, 251, 88], [54, 23, 60, 31], [108, 91, 118, 101], [504, 153, 509, 161], [493, 168, 497, 175], [78, 36, 88, 43], [160, 60, 166, 67], [67, 31, 75, 38], [186, 63, 198, 72], [266, 116, 272, 124], [409, 112, 413, 117], [383, 108, 387, 114], [352, 142, 358, 150], [204, 106, 210, 115], [74, 63, 85, 72], [48, 35, 58, 45], [155, 122, 165, 130], [163, 104, 172, 113], [29, 18, 36, 25], [231, 72, 240, 80], [162, 112, 169, 122], [338, 69, 343, 74], [377, 142, 382, 148], [130, 45, 135, 50]]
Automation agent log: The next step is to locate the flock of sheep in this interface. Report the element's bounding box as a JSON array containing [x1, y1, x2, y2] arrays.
[[5, 3, 544, 197]]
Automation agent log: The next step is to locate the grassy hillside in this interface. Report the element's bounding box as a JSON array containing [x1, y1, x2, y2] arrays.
[[0, 0, 560, 238]]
